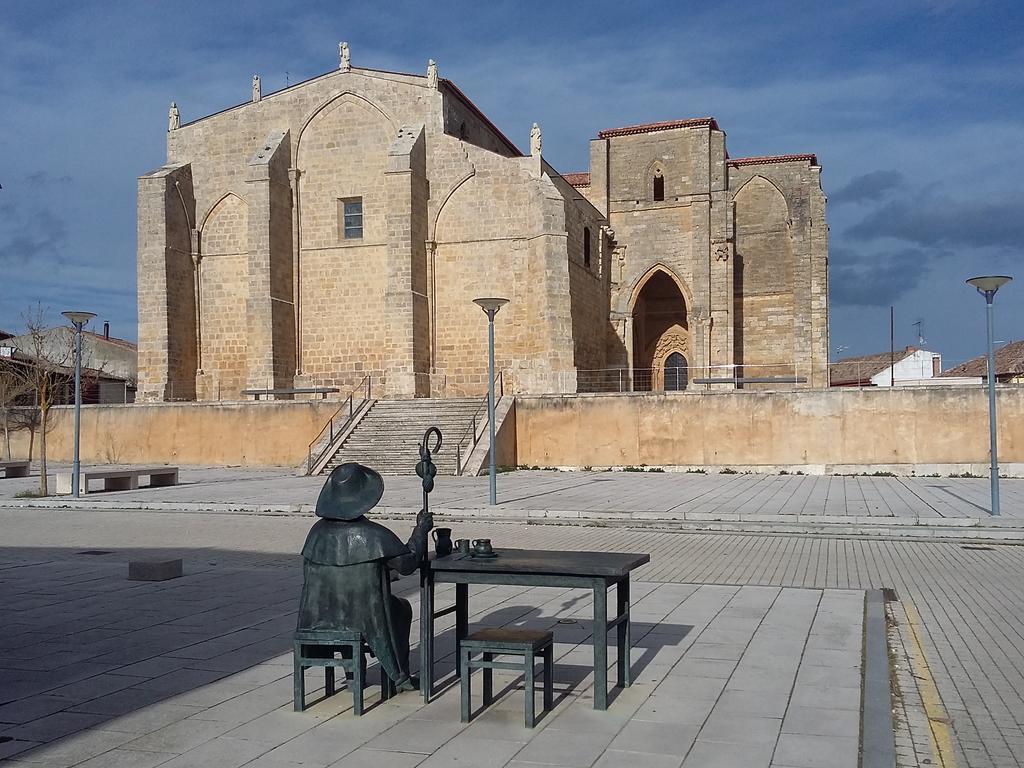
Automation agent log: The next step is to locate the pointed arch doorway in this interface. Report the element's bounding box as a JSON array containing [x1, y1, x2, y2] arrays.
[[631, 269, 691, 391]]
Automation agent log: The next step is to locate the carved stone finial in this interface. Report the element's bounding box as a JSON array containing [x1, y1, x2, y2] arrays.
[[426, 59, 438, 89], [252, 74, 261, 103], [168, 102, 180, 132], [530, 122, 542, 156], [339, 41, 351, 71]]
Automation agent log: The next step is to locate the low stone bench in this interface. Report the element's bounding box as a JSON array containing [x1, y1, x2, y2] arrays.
[[128, 559, 183, 581], [0, 460, 30, 479], [241, 387, 340, 401], [56, 466, 179, 495]]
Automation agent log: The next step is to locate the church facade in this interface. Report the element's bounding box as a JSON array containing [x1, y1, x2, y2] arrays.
[[136, 46, 828, 402]]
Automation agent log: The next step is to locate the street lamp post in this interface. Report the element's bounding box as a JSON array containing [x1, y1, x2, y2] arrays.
[[966, 276, 1012, 516], [473, 297, 509, 505], [61, 311, 96, 499]]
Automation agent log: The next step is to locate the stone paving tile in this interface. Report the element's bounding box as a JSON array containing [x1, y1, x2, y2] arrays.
[[328, 749, 427, 768], [1, 728, 135, 767], [150, 735, 270, 768], [773, 733, 860, 768], [681, 739, 773, 768], [71, 747, 177, 768]]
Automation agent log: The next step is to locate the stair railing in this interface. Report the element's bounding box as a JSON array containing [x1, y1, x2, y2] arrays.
[[454, 371, 504, 476], [307, 375, 372, 474]]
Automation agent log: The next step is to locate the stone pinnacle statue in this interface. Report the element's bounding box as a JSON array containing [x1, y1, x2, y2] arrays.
[[252, 74, 261, 103], [530, 122, 542, 156], [296, 462, 433, 691], [168, 102, 180, 132], [426, 59, 438, 90], [339, 41, 351, 71]]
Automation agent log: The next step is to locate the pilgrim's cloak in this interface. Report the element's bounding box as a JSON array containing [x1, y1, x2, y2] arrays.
[[298, 517, 412, 682]]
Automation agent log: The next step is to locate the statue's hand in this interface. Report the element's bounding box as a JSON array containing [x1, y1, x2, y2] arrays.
[[416, 509, 434, 532]]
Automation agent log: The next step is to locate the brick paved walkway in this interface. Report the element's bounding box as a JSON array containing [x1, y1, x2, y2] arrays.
[[2, 469, 1022, 538], [2, 508, 1023, 766]]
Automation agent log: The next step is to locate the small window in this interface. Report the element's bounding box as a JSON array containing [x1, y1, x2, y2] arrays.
[[583, 227, 592, 268], [653, 172, 664, 201], [459, 122, 467, 140], [339, 198, 363, 240]]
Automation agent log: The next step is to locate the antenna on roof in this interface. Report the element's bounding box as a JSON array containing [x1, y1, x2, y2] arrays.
[[913, 319, 924, 346]]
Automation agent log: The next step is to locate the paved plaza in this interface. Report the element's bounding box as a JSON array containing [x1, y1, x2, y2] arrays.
[[1, 508, 1024, 767], [2, 467, 1023, 540]]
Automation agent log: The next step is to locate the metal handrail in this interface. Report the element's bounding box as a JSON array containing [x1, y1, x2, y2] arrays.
[[454, 371, 503, 475], [306, 375, 372, 474]]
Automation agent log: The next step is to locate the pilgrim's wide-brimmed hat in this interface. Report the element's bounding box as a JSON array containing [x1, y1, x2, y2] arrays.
[[315, 462, 385, 521]]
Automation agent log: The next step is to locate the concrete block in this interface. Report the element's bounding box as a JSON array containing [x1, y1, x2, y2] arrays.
[[128, 559, 183, 581]]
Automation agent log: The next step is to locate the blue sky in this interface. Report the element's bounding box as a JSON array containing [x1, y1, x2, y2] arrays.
[[1, 0, 1021, 365]]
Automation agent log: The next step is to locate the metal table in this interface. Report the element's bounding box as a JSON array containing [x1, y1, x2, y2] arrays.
[[419, 548, 650, 710]]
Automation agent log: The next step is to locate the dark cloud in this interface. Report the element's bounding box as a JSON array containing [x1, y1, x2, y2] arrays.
[[846, 196, 1024, 248], [23, 171, 73, 185], [828, 246, 937, 306], [0, 204, 69, 265], [831, 170, 904, 204]]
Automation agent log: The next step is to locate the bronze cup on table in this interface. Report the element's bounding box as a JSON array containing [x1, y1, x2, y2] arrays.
[[472, 539, 494, 556], [454, 538, 471, 555]]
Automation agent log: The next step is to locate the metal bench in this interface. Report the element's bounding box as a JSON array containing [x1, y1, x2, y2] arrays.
[[0, 460, 30, 479], [55, 466, 179, 495], [460, 627, 554, 727], [293, 629, 394, 715], [240, 387, 340, 401]]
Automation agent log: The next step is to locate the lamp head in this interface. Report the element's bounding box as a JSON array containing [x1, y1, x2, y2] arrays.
[[62, 311, 97, 327], [966, 275, 1012, 295], [473, 297, 510, 316]]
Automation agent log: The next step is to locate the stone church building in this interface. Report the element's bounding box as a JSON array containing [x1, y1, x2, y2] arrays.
[[137, 46, 828, 402]]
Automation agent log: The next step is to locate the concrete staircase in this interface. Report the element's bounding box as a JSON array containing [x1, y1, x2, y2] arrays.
[[320, 398, 484, 475]]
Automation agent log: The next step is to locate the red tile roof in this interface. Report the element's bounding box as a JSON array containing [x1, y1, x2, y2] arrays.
[[597, 118, 720, 139], [829, 347, 920, 386], [939, 340, 1024, 379], [728, 153, 818, 167], [561, 172, 591, 187]]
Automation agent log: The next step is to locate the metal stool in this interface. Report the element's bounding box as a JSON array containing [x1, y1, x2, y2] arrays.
[[460, 628, 554, 727], [293, 629, 395, 715]]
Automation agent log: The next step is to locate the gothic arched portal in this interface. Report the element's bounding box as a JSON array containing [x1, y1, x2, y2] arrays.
[[631, 269, 689, 391]]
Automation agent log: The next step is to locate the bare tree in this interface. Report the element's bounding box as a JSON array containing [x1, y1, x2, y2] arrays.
[[20, 307, 72, 494], [0, 355, 32, 459], [15, 306, 107, 495]]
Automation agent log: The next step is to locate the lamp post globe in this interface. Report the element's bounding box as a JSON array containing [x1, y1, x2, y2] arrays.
[[62, 311, 96, 499], [965, 276, 1012, 516], [966, 276, 1012, 294], [473, 297, 509, 505]]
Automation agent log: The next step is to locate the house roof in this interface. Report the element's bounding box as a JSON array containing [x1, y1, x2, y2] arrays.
[[830, 347, 922, 385], [728, 153, 818, 167], [81, 328, 137, 351], [597, 117, 720, 139], [561, 172, 591, 187], [939, 340, 1024, 378]]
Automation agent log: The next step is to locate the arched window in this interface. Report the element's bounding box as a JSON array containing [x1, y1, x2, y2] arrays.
[[653, 171, 665, 202], [665, 352, 688, 391], [583, 227, 591, 268]]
